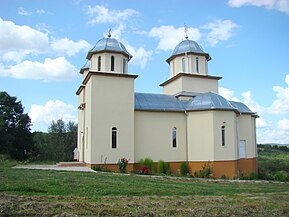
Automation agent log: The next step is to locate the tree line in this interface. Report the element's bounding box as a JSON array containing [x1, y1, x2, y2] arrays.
[[0, 91, 77, 162]]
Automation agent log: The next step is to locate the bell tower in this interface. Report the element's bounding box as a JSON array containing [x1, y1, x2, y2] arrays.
[[160, 36, 221, 97], [77, 33, 137, 169]]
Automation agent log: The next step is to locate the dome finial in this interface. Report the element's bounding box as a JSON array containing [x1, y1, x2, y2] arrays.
[[107, 27, 112, 38], [184, 24, 188, 40]]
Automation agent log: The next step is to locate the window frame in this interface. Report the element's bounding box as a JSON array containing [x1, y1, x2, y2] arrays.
[[111, 56, 115, 71], [98, 56, 101, 71], [172, 127, 177, 148], [112, 127, 117, 149]]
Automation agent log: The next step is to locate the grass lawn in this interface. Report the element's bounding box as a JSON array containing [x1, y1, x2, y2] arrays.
[[1, 160, 289, 216]]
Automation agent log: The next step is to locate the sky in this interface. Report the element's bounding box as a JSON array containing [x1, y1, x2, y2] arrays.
[[0, 0, 289, 144]]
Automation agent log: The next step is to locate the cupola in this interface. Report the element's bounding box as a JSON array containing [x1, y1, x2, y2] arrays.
[[166, 38, 211, 77], [85, 34, 132, 74]]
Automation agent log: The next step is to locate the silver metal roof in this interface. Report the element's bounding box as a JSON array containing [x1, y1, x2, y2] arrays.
[[86, 37, 132, 60], [135, 92, 253, 114], [230, 101, 253, 114], [186, 92, 236, 111], [169, 39, 211, 60], [79, 61, 90, 73], [135, 93, 187, 111]]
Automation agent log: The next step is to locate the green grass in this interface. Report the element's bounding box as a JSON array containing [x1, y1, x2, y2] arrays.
[[1, 156, 289, 216]]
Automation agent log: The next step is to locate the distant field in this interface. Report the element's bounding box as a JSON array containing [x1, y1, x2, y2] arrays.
[[1, 158, 289, 216]]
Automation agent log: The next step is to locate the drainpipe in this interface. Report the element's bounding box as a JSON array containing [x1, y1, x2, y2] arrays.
[[185, 110, 189, 162], [236, 113, 240, 178]]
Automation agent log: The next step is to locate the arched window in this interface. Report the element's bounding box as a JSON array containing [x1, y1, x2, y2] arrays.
[[182, 58, 186, 72], [196, 57, 199, 73], [112, 127, 117, 148], [221, 125, 225, 146], [172, 127, 177, 148], [98, 56, 101, 71], [111, 56, 115, 71]]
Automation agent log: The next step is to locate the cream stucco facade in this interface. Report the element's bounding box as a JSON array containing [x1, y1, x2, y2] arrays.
[[76, 36, 257, 178]]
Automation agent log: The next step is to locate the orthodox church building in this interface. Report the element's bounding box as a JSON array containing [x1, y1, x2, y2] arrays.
[[76, 33, 257, 178]]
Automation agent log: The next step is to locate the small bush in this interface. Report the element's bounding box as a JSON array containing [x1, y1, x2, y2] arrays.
[[249, 171, 258, 180], [275, 171, 287, 182], [157, 160, 170, 175], [239, 171, 249, 180], [194, 163, 213, 178], [139, 158, 154, 174], [180, 162, 189, 176], [91, 166, 103, 171], [117, 157, 129, 173], [220, 174, 229, 179], [139, 166, 150, 175]]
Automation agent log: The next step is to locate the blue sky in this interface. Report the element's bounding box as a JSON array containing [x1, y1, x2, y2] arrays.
[[0, 0, 289, 143]]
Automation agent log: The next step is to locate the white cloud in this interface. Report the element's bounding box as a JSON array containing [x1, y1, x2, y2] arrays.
[[86, 5, 139, 24], [125, 44, 152, 69], [36, 9, 45, 14], [148, 25, 201, 51], [219, 86, 240, 101], [258, 128, 289, 144], [51, 38, 91, 56], [269, 74, 289, 114], [0, 57, 78, 81], [18, 7, 32, 16], [202, 20, 239, 46], [29, 100, 77, 131], [228, 0, 289, 14], [0, 18, 49, 52], [278, 118, 289, 131]]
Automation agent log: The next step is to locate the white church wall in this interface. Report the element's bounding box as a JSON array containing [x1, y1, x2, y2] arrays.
[[212, 110, 238, 161], [77, 87, 85, 162], [84, 78, 93, 163], [134, 111, 187, 162], [187, 111, 214, 161], [89, 74, 135, 165], [237, 114, 257, 158], [182, 76, 218, 94]]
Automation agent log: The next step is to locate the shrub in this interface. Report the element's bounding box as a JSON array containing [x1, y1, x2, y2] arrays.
[[275, 171, 287, 182], [220, 174, 229, 179], [180, 162, 189, 176], [139, 166, 150, 175], [239, 171, 249, 180], [117, 157, 129, 173], [139, 158, 154, 174], [157, 160, 170, 175], [194, 163, 213, 178], [249, 171, 258, 180]]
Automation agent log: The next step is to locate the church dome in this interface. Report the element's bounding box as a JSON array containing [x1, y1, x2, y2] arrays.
[[167, 39, 211, 62], [86, 37, 132, 60]]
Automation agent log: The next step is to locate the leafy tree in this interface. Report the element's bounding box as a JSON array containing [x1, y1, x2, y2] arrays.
[[0, 91, 33, 161], [33, 119, 77, 161]]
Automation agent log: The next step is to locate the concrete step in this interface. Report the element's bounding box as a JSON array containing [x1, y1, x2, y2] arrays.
[[57, 162, 86, 167]]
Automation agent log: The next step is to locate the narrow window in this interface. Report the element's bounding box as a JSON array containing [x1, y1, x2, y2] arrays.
[[182, 58, 186, 72], [111, 56, 115, 71], [123, 59, 126, 73], [221, 125, 225, 146], [172, 61, 175, 76], [112, 127, 117, 149], [98, 56, 101, 71], [196, 57, 199, 73], [172, 127, 177, 148]]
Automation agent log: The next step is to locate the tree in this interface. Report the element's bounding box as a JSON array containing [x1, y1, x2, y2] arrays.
[[33, 119, 78, 161], [0, 91, 33, 161]]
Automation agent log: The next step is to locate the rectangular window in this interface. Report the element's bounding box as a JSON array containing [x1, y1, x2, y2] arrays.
[[239, 140, 246, 158], [182, 58, 186, 72], [221, 126, 225, 146]]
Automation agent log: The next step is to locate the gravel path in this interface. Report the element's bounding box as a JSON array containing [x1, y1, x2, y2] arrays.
[[13, 164, 96, 172]]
